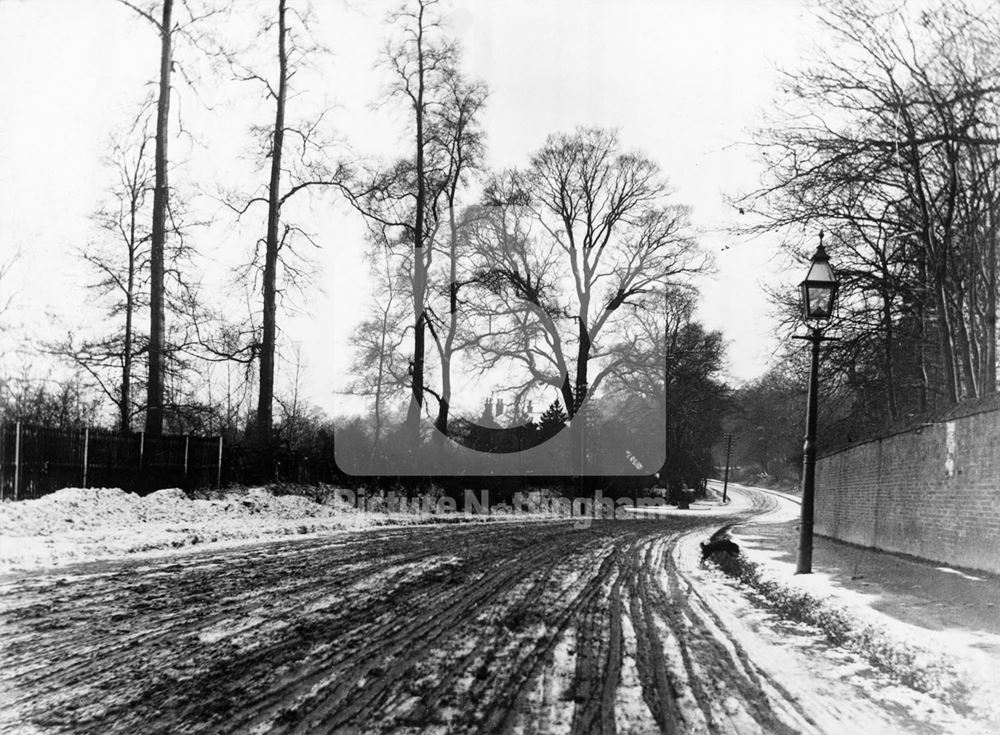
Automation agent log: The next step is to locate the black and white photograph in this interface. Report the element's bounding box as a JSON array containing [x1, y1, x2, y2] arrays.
[[1, 0, 1000, 732]]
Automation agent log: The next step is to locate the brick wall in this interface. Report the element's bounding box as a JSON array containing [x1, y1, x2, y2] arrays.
[[815, 405, 1000, 575]]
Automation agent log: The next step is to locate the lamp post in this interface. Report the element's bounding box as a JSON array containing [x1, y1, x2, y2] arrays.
[[793, 232, 838, 574]]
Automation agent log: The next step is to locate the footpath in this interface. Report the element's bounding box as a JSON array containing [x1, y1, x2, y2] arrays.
[[708, 480, 1000, 728]]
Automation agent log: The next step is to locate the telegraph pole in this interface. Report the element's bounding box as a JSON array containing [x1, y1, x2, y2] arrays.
[[722, 433, 734, 503]]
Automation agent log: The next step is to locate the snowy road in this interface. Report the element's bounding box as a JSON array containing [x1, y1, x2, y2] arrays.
[[0, 490, 972, 734]]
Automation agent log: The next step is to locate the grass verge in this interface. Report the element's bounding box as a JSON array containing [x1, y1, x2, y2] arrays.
[[712, 552, 971, 711]]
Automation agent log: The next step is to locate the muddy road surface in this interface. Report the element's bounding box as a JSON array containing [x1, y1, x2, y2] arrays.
[[0, 498, 950, 734]]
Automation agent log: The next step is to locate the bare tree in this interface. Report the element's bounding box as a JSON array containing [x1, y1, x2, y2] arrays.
[[119, 0, 174, 436], [274, 341, 308, 448], [0, 369, 103, 429], [342, 0, 460, 449], [50, 99, 213, 434], [203, 321, 259, 438], [739, 0, 1000, 417], [470, 128, 708, 421], [393, 0, 437, 443], [57, 121, 153, 432], [348, 229, 409, 457], [426, 66, 487, 438], [254, 0, 292, 449], [118, 0, 224, 434], [224, 0, 346, 454]]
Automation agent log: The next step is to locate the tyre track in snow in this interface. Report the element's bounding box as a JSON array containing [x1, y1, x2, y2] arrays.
[[0, 501, 953, 734]]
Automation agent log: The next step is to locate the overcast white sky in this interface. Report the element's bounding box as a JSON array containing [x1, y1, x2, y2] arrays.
[[0, 0, 816, 418]]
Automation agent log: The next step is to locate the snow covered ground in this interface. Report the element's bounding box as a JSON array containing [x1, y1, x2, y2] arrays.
[[2, 482, 998, 732], [708, 482, 1000, 731]]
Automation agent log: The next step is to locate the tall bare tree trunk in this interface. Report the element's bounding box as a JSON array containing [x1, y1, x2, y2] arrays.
[[405, 3, 428, 447], [986, 228, 998, 394], [256, 0, 288, 450], [935, 276, 960, 404], [916, 250, 929, 412], [982, 196, 999, 394], [956, 289, 980, 399], [145, 0, 173, 436], [122, 189, 138, 433], [574, 317, 591, 414], [881, 289, 898, 420], [433, 203, 458, 438]]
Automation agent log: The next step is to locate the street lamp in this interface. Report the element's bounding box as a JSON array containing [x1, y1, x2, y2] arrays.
[[793, 232, 838, 574], [800, 239, 838, 319]]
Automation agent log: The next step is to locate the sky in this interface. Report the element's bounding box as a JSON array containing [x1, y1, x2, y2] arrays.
[[0, 0, 817, 419]]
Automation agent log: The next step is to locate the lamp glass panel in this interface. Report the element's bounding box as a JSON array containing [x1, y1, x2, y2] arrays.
[[805, 259, 835, 284], [806, 285, 833, 317]]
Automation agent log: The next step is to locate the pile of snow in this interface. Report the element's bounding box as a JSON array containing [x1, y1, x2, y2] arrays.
[[0, 486, 349, 536], [0, 485, 401, 573]]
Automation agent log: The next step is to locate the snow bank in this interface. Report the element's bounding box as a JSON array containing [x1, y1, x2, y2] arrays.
[[690, 483, 1000, 728], [0, 485, 570, 574], [713, 553, 970, 704], [0, 486, 348, 535], [0, 485, 420, 573]]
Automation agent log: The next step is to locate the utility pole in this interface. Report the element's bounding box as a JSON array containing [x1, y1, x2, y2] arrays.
[[722, 433, 734, 503]]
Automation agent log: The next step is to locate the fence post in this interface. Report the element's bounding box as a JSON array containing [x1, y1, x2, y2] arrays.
[[0, 422, 5, 501], [216, 435, 224, 489], [82, 428, 90, 489], [13, 421, 21, 501], [184, 435, 190, 486], [138, 430, 145, 492]]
